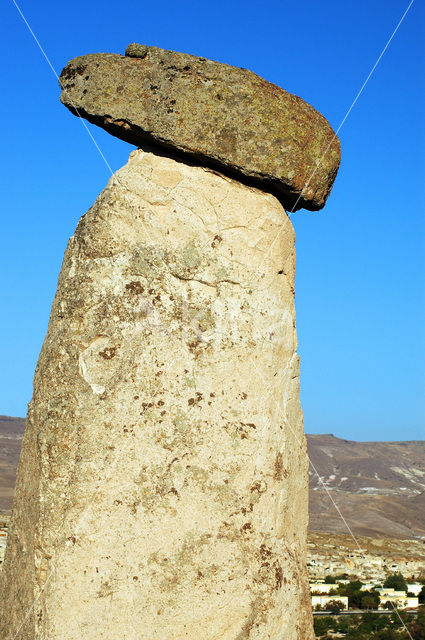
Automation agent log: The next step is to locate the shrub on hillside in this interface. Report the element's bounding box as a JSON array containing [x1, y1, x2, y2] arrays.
[[383, 573, 407, 592]]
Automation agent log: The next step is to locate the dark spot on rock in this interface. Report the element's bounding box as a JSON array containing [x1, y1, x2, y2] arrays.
[[130, 498, 141, 514], [260, 544, 272, 560], [275, 564, 283, 589], [97, 580, 114, 598], [211, 234, 222, 248], [274, 451, 283, 480], [60, 63, 87, 82], [126, 281, 144, 294], [251, 480, 267, 495], [99, 346, 117, 360]]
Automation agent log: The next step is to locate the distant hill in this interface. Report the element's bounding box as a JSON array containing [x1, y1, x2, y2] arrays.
[[0, 416, 26, 512], [0, 418, 424, 539], [307, 433, 425, 539]]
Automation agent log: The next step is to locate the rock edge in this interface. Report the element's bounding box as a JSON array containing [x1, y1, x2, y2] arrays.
[[59, 45, 340, 211]]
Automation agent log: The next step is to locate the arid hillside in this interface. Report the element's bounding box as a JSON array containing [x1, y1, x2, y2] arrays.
[[0, 416, 26, 512], [308, 434, 425, 539], [307, 530, 425, 581], [0, 418, 424, 540]]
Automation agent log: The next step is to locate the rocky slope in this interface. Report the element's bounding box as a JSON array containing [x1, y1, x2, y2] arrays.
[[308, 434, 425, 539], [0, 416, 25, 512], [307, 531, 425, 581]]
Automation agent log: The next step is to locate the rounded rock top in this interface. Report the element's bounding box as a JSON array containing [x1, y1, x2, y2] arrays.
[[125, 43, 149, 59], [59, 44, 341, 211]]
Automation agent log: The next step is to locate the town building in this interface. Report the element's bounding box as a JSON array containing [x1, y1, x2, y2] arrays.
[[309, 582, 336, 594], [311, 595, 349, 611]]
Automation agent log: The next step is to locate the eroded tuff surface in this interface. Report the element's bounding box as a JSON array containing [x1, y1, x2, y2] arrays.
[[59, 46, 340, 211], [0, 151, 313, 639]]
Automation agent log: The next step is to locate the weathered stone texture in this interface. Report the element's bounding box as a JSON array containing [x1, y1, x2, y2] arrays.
[[59, 46, 340, 211], [0, 150, 313, 639]]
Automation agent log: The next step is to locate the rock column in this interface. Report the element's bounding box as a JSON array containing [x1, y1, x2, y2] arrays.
[[0, 44, 340, 640]]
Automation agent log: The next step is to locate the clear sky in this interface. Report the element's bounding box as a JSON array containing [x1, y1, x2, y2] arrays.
[[1, 0, 424, 441]]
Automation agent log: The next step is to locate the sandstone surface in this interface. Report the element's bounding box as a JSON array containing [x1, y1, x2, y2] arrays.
[[59, 46, 340, 211], [0, 150, 313, 639]]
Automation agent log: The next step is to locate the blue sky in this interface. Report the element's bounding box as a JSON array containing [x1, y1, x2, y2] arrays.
[[1, 0, 424, 441]]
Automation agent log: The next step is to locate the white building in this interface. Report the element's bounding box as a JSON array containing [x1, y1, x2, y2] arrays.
[[360, 582, 379, 591], [407, 583, 423, 596], [406, 597, 419, 609], [376, 588, 419, 610], [311, 595, 349, 611], [309, 582, 336, 594]]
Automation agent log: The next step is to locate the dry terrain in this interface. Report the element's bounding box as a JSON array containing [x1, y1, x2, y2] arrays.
[[307, 530, 425, 581], [308, 434, 425, 539], [0, 416, 25, 513]]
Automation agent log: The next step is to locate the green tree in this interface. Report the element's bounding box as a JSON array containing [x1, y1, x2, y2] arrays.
[[409, 611, 425, 640], [383, 573, 407, 591], [313, 616, 333, 637], [313, 616, 328, 636], [419, 586, 425, 605], [375, 630, 399, 640], [361, 591, 380, 610], [390, 609, 409, 627], [337, 580, 364, 608], [337, 617, 350, 633], [364, 611, 387, 631], [324, 575, 336, 584], [326, 599, 345, 614]]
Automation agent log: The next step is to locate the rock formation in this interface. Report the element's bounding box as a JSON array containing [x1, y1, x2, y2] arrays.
[[59, 45, 340, 211], [0, 44, 340, 640]]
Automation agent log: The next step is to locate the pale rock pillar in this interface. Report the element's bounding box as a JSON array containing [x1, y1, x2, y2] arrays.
[[0, 150, 314, 639]]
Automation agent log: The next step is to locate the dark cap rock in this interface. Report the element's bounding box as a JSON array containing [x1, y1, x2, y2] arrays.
[[59, 45, 340, 211]]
